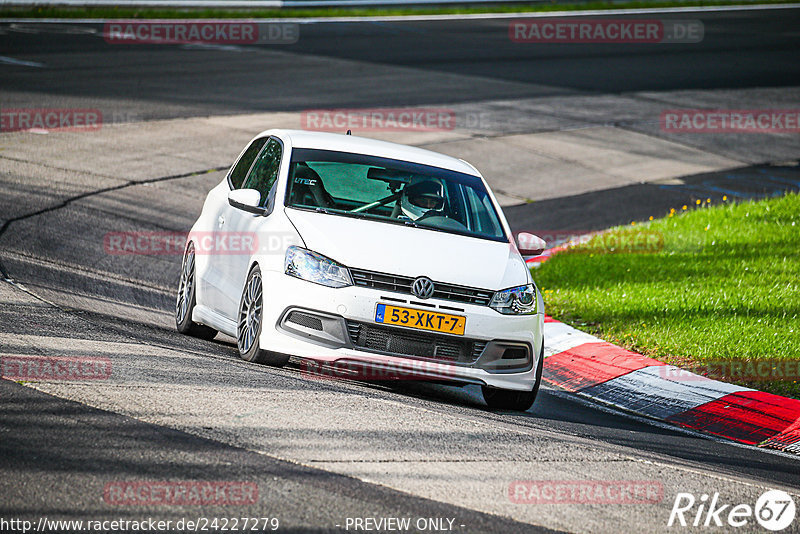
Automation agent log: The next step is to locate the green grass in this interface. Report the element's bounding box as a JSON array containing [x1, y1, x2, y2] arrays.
[[535, 192, 800, 399], [0, 0, 795, 19]]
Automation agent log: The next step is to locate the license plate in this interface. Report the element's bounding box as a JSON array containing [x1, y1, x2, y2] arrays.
[[375, 304, 466, 336]]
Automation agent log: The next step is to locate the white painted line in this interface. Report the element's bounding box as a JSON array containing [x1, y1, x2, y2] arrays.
[[0, 55, 45, 68], [543, 321, 601, 356], [180, 43, 255, 52], [1, 3, 798, 24], [580, 365, 751, 420]]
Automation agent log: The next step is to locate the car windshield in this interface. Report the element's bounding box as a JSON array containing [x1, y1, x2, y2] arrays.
[[285, 148, 507, 242]]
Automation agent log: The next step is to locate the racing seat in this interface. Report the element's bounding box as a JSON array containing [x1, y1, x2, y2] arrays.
[[290, 165, 336, 209]]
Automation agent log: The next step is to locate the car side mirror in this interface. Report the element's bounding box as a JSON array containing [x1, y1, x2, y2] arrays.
[[516, 232, 546, 256], [228, 189, 265, 215]]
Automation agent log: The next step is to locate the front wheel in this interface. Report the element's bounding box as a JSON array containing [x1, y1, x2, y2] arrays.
[[176, 242, 218, 340], [482, 343, 544, 411], [237, 265, 290, 367]]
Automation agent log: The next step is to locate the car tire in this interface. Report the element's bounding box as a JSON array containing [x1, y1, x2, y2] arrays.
[[175, 242, 218, 340], [237, 265, 290, 367], [481, 342, 544, 411]]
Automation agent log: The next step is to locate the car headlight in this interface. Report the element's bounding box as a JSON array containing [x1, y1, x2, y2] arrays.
[[284, 246, 353, 288], [489, 284, 537, 315]]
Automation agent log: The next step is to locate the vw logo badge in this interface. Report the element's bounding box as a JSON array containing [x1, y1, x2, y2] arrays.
[[411, 276, 435, 299]]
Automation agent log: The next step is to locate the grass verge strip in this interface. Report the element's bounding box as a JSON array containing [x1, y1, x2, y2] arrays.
[[535, 192, 800, 399], [1, 0, 797, 20]]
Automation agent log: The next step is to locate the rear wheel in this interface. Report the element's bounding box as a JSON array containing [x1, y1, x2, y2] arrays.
[[237, 265, 290, 367], [175, 242, 217, 340], [482, 343, 544, 411]]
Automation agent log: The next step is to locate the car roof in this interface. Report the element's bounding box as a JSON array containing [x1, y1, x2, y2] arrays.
[[261, 129, 481, 177]]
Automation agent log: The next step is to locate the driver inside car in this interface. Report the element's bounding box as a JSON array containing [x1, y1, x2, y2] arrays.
[[399, 177, 447, 220]]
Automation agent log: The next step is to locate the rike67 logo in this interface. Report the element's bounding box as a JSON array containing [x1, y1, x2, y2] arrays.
[[668, 490, 796, 531]]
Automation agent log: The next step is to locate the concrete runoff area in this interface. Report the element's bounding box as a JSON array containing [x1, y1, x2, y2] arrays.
[[0, 106, 749, 209]]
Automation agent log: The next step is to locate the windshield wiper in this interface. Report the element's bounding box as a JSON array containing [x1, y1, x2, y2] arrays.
[[410, 220, 451, 235], [334, 209, 369, 220], [306, 207, 451, 235], [313, 206, 370, 220]]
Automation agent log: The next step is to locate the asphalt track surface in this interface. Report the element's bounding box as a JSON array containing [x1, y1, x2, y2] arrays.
[[1, 7, 800, 533], [1, 9, 799, 114]]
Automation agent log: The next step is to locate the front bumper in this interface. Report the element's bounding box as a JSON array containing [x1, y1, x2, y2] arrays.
[[259, 271, 544, 391]]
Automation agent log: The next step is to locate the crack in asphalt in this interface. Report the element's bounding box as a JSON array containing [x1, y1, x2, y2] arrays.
[[3, 249, 175, 293], [0, 164, 228, 281]]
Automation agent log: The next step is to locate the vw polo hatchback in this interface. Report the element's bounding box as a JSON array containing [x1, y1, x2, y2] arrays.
[[176, 130, 546, 410]]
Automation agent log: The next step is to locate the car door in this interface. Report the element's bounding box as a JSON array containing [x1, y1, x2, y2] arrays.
[[216, 136, 283, 320], [199, 136, 268, 315]]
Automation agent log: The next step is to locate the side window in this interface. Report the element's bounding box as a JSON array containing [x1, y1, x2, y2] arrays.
[[229, 137, 268, 189], [463, 185, 502, 237], [242, 138, 282, 206]]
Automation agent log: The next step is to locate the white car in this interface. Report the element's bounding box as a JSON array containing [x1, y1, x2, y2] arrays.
[[176, 130, 546, 410]]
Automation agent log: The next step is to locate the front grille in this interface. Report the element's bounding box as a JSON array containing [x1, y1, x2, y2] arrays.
[[346, 321, 481, 363], [286, 311, 324, 331], [350, 268, 494, 306], [350, 270, 411, 294]]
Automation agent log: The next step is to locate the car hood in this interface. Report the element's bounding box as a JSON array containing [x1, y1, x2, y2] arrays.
[[285, 208, 529, 290]]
